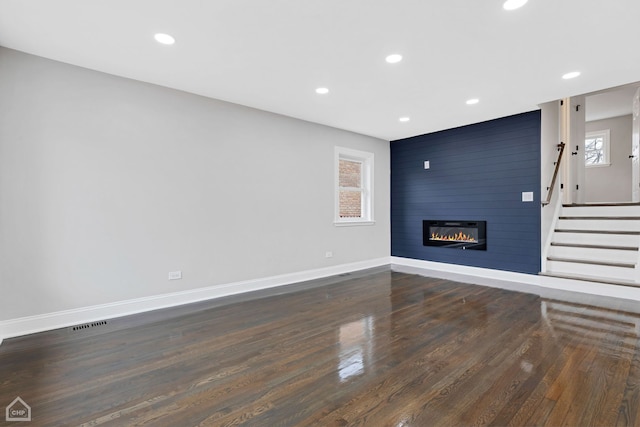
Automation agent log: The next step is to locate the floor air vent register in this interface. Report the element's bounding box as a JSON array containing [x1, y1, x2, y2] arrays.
[[71, 320, 109, 332]]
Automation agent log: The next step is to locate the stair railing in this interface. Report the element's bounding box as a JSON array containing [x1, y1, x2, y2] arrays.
[[542, 143, 565, 206]]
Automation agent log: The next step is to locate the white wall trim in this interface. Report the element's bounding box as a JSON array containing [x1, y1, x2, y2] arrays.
[[391, 256, 540, 285], [0, 257, 390, 342], [391, 256, 640, 302]]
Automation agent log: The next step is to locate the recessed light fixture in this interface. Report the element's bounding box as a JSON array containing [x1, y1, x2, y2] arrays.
[[399, 117, 410, 122], [154, 33, 175, 45], [385, 54, 403, 64], [562, 71, 581, 80], [315, 87, 329, 95], [466, 98, 479, 105], [503, 0, 528, 10]]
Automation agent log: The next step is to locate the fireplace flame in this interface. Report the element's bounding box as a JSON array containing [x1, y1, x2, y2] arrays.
[[431, 232, 477, 243]]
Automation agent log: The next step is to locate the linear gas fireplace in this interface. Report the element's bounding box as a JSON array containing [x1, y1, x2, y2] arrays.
[[423, 220, 486, 250]]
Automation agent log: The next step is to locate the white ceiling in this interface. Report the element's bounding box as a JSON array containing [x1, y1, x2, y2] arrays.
[[586, 84, 640, 122], [1, 0, 639, 141]]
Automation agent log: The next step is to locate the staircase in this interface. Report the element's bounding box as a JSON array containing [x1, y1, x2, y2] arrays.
[[542, 203, 640, 287]]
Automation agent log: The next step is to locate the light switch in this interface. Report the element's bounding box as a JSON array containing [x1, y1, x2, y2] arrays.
[[424, 161, 430, 169], [522, 191, 534, 202]]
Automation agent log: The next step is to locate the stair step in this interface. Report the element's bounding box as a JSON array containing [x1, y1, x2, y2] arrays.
[[548, 245, 638, 263], [561, 205, 640, 216], [550, 242, 639, 251], [539, 272, 640, 288], [552, 232, 640, 246], [546, 257, 635, 268], [564, 203, 640, 207], [558, 220, 640, 232], [555, 229, 640, 235], [559, 216, 640, 220], [546, 260, 636, 281]]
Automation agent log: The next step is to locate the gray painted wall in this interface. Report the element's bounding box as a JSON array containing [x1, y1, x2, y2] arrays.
[[585, 115, 632, 202], [0, 47, 390, 320]]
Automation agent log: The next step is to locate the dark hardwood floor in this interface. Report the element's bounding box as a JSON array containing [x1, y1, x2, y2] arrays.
[[1, 270, 639, 426]]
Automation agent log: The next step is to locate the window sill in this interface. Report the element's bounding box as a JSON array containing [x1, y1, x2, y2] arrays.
[[586, 163, 611, 168], [334, 220, 376, 227]]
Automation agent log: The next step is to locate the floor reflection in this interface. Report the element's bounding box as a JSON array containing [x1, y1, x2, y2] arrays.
[[338, 316, 374, 382], [541, 298, 640, 355]]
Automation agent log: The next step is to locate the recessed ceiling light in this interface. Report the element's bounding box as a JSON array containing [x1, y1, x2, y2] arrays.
[[503, 0, 528, 10], [315, 87, 329, 95], [399, 117, 410, 122], [562, 71, 581, 80], [154, 33, 175, 45], [466, 98, 479, 105], [385, 54, 403, 64]]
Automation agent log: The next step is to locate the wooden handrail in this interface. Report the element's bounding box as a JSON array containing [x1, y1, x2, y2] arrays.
[[542, 143, 565, 206]]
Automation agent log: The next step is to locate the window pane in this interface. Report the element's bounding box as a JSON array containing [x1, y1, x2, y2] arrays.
[[339, 159, 361, 188], [586, 137, 603, 151], [339, 190, 362, 218], [585, 136, 604, 165]]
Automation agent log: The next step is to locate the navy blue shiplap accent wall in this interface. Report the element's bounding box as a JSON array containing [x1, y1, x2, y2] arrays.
[[391, 111, 542, 274]]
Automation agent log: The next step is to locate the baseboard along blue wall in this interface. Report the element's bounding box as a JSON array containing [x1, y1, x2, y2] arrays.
[[391, 111, 542, 274]]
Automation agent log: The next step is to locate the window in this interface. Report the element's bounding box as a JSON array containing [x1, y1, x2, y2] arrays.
[[335, 147, 374, 225], [585, 129, 610, 167]]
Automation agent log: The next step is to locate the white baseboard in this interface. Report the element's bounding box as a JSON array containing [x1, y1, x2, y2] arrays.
[[391, 256, 640, 302], [5, 256, 638, 344], [0, 257, 390, 342]]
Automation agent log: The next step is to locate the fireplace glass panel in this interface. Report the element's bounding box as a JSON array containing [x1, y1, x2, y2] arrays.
[[429, 226, 478, 243], [423, 220, 486, 250]]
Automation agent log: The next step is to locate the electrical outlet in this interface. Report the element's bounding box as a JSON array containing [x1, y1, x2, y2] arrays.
[[325, 251, 333, 258], [168, 271, 182, 280]]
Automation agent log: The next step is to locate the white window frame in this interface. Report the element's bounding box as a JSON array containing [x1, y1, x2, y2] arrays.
[[334, 146, 374, 226], [585, 129, 611, 167]]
